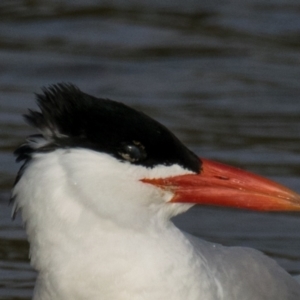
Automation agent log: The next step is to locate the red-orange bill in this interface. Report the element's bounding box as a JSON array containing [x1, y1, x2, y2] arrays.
[[142, 158, 300, 211]]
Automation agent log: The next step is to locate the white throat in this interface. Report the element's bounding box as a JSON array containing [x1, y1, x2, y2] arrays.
[[12, 148, 220, 300]]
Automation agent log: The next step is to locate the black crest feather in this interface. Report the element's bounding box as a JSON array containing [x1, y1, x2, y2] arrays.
[[14, 83, 200, 175]]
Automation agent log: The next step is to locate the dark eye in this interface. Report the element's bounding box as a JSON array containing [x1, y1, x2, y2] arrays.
[[119, 141, 147, 163]]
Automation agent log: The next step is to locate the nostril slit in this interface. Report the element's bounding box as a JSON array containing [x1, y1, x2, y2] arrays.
[[215, 176, 229, 180]]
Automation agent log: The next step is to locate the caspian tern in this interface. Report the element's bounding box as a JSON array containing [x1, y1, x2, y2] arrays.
[[11, 83, 300, 300]]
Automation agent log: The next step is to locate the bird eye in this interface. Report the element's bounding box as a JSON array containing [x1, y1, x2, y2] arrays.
[[119, 141, 147, 163]]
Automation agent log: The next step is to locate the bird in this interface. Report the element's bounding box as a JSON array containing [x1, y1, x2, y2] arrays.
[[11, 83, 300, 300]]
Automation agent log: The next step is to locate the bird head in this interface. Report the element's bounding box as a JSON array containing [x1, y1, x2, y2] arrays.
[[12, 84, 300, 229]]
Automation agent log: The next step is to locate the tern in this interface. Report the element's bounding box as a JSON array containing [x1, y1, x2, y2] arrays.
[[11, 83, 300, 300]]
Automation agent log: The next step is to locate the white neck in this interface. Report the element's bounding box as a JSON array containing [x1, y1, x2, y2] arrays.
[[13, 149, 221, 300]]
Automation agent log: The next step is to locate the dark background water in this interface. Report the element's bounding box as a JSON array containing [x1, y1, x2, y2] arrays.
[[1, 1, 300, 299]]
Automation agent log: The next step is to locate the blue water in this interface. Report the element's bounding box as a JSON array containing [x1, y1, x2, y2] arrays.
[[1, 1, 300, 298]]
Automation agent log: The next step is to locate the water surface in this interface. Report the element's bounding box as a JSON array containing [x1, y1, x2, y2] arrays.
[[1, 1, 300, 298]]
